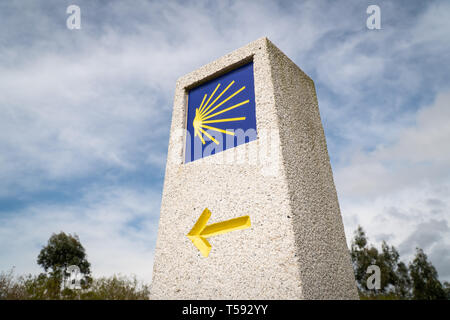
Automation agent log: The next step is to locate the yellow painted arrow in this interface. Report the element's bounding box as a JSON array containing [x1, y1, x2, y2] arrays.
[[187, 208, 251, 257]]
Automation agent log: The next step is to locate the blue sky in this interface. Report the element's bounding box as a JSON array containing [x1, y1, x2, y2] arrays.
[[1, 0, 449, 283]]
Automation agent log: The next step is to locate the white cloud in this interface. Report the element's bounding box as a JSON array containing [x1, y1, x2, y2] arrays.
[[336, 91, 450, 281], [316, 35, 386, 98], [336, 91, 450, 198], [409, 1, 450, 52]]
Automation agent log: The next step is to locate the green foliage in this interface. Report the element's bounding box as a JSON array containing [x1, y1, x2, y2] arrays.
[[83, 275, 150, 300], [37, 232, 91, 279], [409, 248, 447, 300], [351, 225, 448, 300], [0, 269, 149, 300], [359, 292, 404, 300], [443, 282, 450, 299], [0, 268, 28, 299], [351, 226, 379, 294], [351, 226, 411, 298]]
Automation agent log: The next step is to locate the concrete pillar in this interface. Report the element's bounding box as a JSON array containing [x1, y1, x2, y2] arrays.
[[150, 37, 358, 299]]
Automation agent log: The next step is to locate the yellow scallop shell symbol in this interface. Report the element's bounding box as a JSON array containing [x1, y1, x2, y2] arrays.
[[193, 80, 249, 145]]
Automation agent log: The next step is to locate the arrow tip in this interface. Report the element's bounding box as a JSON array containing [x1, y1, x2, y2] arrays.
[[187, 208, 212, 257], [187, 234, 212, 257]]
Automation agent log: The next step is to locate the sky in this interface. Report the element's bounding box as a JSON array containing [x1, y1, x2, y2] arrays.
[[0, 0, 449, 284]]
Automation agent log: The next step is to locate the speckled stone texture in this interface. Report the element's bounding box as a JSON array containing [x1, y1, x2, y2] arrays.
[[150, 37, 358, 299]]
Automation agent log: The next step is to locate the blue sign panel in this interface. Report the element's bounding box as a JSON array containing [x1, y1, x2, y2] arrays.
[[185, 62, 257, 163]]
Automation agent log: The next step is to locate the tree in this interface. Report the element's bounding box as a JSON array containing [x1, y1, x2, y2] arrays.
[[378, 241, 411, 298], [351, 226, 379, 295], [409, 248, 446, 300], [443, 282, 450, 300], [37, 232, 91, 288], [395, 261, 412, 298], [351, 226, 411, 299]]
